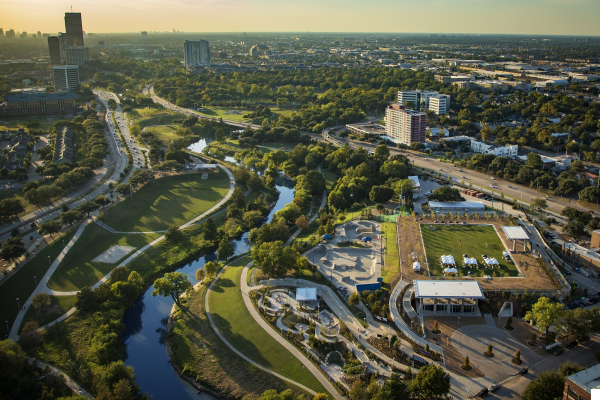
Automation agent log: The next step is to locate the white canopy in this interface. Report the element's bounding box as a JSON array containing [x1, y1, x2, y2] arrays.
[[296, 287, 317, 302], [502, 251, 510, 258], [463, 257, 478, 265], [440, 255, 455, 265], [413, 261, 421, 271], [485, 257, 499, 266], [444, 268, 458, 274]]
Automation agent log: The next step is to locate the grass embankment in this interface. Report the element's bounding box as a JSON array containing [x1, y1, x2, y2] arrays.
[[208, 257, 328, 394], [19, 295, 76, 333], [168, 280, 310, 399], [192, 106, 293, 123], [322, 170, 339, 191], [421, 224, 519, 277], [100, 170, 230, 232], [381, 222, 399, 284], [47, 223, 159, 291], [0, 229, 76, 334]]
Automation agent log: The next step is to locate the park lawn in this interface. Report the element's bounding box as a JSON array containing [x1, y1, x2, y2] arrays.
[[0, 118, 71, 131], [19, 295, 76, 333], [381, 222, 399, 284], [100, 169, 230, 232], [0, 229, 76, 335], [149, 124, 180, 142], [322, 170, 339, 191], [209, 257, 329, 394], [421, 224, 519, 277], [135, 112, 187, 128], [47, 223, 160, 292], [193, 107, 253, 122]]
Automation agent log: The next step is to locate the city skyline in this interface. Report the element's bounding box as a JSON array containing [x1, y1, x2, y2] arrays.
[[2, 0, 600, 36]]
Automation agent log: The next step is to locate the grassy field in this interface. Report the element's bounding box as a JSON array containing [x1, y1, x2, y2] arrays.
[[47, 223, 159, 291], [192, 107, 293, 123], [322, 170, 339, 191], [134, 112, 187, 128], [148, 124, 181, 142], [0, 117, 72, 131], [0, 229, 76, 335], [421, 224, 518, 277], [208, 257, 329, 394], [381, 222, 399, 284], [19, 295, 76, 333], [100, 170, 230, 232]]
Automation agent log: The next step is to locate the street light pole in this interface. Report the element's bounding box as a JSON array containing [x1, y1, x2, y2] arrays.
[[16, 298, 20, 309], [48, 256, 51, 265], [34, 276, 37, 285]]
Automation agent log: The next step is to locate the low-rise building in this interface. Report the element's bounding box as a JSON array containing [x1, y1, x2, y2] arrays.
[[470, 139, 518, 158], [346, 122, 386, 138], [54, 126, 74, 164], [0, 91, 77, 116], [562, 363, 600, 400], [440, 135, 471, 144], [413, 280, 485, 315]]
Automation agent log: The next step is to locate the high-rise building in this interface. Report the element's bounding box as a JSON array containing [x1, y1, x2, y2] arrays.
[[52, 65, 80, 91], [385, 104, 426, 145], [6, 29, 15, 38], [65, 47, 90, 65], [429, 94, 451, 115], [0, 28, 3, 37], [250, 45, 259, 57], [397, 90, 439, 111], [48, 36, 62, 66], [64, 12, 84, 47], [37, 31, 41, 38], [20, 32, 27, 39], [184, 40, 211, 67]]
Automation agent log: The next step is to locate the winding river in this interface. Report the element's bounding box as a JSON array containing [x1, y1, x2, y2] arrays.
[[121, 182, 295, 399]]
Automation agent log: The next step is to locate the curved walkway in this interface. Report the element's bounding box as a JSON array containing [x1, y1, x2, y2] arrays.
[[204, 262, 330, 398], [9, 163, 236, 341]]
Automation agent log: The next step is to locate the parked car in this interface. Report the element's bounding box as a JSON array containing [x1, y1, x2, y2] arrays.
[[579, 336, 590, 343], [566, 341, 579, 349], [475, 388, 489, 398], [553, 348, 564, 356], [488, 384, 500, 392], [518, 368, 529, 375]]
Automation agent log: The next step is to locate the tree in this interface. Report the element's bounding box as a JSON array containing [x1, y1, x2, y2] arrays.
[[480, 125, 491, 142], [60, 210, 82, 226], [38, 220, 61, 239], [562, 307, 600, 339], [462, 355, 471, 370], [579, 186, 600, 203], [531, 197, 548, 210], [295, 215, 309, 231], [77, 200, 100, 216], [20, 321, 42, 349], [526, 153, 543, 170], [74, 286, 97, 316], [521, 370, 565, 400], [558, 361, 584, 378], [114, 183, 131, 196], [428, 186, 464, 202], [217, 237, 234, 261], [349, 380, 366, 400], [374, 144, 390, 161], [369, 185, 394, 204], [513, 349, 521, 364], [570, 160, 584, 172], [202, 217, 218, 243], [195, 268, 205, 282], [165, 225, 183, 243], [0, 339, 27, 393], [152, 272, 192, 305], [0, 237, 26, 262], [410, 365, 451, 400], [0, 198, 25, 220], [525, 296, 565, 337], [374, 373, 410, 400], [251, 241, 301, 277], [31, 292, 51, 310], [349, 292, 360, 306], [205, 261, 217, 277], [564, 220, 585, 238], [230, 187, 246, 209]]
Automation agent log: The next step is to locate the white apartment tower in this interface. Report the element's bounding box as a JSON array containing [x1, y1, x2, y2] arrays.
[[398, 90, 439, 111], [429, 94, 451, 115], [184, 40, 211, 67], [385, 104, 427, 145], [52, 65, 80, 91]]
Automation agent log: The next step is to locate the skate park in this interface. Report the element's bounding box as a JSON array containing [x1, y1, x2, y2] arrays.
[[305, 220, 383, 297]]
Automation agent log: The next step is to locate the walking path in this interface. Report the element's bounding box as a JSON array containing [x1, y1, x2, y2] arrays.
[[284, 190, 327, 247], [29, 358, 93, 399], [9, 221, 90, 340]]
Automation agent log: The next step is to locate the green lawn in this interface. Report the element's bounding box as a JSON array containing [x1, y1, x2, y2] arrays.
[[0, 229, 76, 335], [381, 222, 399, 284], [134, 112, 187, 128], [192, 107, 293, 123], [0, 117, 73, 131], [421, 224, 519, 277], [47, 223, 159, 292], [208, 257, 328, 394], [148, 124, 180, 142], [99, 170, 230, 232], [19, 295, 76, 333], [322, 170, 339, 191]]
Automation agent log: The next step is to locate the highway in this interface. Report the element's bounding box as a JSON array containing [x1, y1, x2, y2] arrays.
[[321, 127, 586, 217]]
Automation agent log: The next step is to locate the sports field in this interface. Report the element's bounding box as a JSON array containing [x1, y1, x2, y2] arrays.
[[100, 169, 230, 232], [208, 258, 328, 394], [421, 224, 519, 277]]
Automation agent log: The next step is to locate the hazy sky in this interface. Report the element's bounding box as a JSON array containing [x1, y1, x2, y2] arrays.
[[2, 0, 600, 35]]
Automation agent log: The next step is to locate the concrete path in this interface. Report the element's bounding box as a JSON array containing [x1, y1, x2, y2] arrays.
[[30, 358, 93, 398], [236, 265, 344, 400], [284, 190, 327, 247], [9, 221, 90, 340]]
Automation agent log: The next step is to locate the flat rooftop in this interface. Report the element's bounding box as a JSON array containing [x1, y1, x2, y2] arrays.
[[429, 201, 485, 210], [566, 364, 600, 395], [408, 176, 420, 188], [502, 226, 529, 241], [414, 280, 485, 299]]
